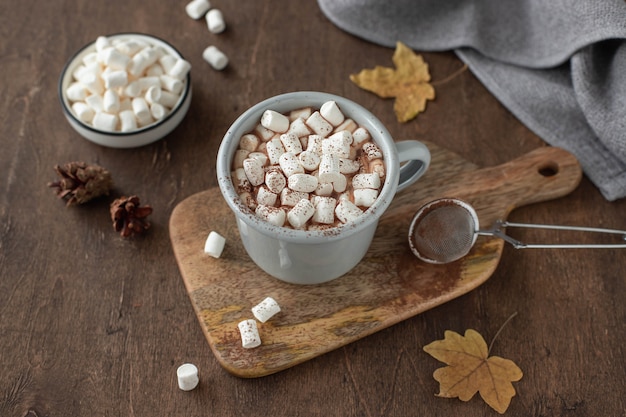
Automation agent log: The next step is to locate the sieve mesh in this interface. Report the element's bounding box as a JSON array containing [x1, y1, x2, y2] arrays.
[[411, 204, 477, 263]]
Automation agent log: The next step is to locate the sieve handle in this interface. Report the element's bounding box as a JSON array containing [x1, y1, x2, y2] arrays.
[[482, 221, 626, 249], [396, 140, 431, 193]]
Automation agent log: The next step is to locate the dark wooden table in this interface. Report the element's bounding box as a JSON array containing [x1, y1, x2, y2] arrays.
[[2, 1, 625, 416]]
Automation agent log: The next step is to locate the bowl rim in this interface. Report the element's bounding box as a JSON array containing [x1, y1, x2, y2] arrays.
[[58, 32, 191, 137], [216, 91, 401, 244]]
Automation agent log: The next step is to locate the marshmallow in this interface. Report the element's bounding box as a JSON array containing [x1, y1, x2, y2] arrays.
[[254, 123, 275, 141], [280, 188, 309, 206], [119, 109, 137, 132], [239, 134, 259, 152], [363, 142, 383, 160], [352, 127, 371, 147], [103, 89, 120, 114], [332, 173, 347, 193], [306, 135, 323, 155], [150, 103, 166, 120], [92, 112, 118, 131], [256, 186, 278, 206], [131, 97, 152, 126], [288, 199, 315, 229], [249, 151, 269, 166], [312, 196, 337, 224], [279, 132, 303, 154], [159, 54, 177, 74], [95, 36, 110, 52], [320, 100, 345, 127], [238, 319, 261, 349], [287, 117, 311, 137], [298, 151, 321, 171], [233, 149, 250, 168], [318, 153, 341, 183], [204, 231, 226, 258], [159, 90, 180, 108], [290, 107, 312, 121], [339, 158, 361, 174], [322, 131, 352, 158], [79, 71, 103, 95], [334, 118, 358, 133], [352, 173, 381, 189], [335, 200, 364, 224], [177, 363, 199, 391], [255, 205, 286, 227], [85, 94, 104, 112], [232, 167, 251, 192], [265, 170, 287, 194], [160, 74, 184, 95], [266, 137, 286, 165], [353, 188, 379, 207], [261, 110, 290, 133], [101, 47, 130, 70], [314, 181, 333, 197], [243, 158, 265, 186], [202, 45, 228, 70], [101, 70, 128, 89], [288, 173, 318, 193], [305, 111, 333, 137], [206, 9, 226, 33], [251, 297, 281, 323], [114, 38, 144, 56], [129, 47, 160, 77], [186, 0, 211, 19], [279, 152, 304, 177], [66, 82, 89, 102], [145, 85, 162, 105], [71, 102, 94, 123], [168, 59, 192, 80], [369, 159, 386, 178]]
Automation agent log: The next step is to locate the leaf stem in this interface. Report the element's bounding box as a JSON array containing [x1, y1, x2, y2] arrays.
[[488, 311, 518, 354], [432, 64, 468, 86]]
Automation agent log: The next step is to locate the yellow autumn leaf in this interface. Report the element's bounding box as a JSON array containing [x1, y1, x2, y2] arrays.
[[349, 41, 435, 123], [423, 329, 523, 414]]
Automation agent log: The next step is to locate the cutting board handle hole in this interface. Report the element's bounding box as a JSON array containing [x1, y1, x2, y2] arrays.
[[538, 162, 559, 177]]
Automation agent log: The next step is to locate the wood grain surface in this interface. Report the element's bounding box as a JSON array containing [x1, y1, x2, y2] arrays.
[[2, 1, 625, 416], [170, 142, 582, 377]]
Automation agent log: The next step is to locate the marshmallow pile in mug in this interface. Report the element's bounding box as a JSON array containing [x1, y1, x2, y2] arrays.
[[231, 101, 386, 230]]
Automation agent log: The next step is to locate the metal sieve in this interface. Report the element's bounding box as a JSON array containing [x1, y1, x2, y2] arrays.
[[408, 198, 626, 264]]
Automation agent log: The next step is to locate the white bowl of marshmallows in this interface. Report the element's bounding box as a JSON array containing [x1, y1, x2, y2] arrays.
[[59, 33, 192, 148]]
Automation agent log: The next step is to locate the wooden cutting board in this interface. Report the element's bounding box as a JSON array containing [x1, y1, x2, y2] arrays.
[[169, 141, 581, 378]]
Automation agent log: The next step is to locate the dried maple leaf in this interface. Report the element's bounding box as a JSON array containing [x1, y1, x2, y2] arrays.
[[350, 41, 435, 123], [423, 329, 523, 414]]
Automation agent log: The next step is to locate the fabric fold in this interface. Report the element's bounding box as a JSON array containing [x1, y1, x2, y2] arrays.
[[318, 0, 626, 200]]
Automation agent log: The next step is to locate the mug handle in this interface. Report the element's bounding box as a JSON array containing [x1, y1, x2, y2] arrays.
[[395, 140, 431, 193]]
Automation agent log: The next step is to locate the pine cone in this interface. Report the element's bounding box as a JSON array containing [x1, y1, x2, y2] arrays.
[[110, 195, 153, 237], [48, 162, 113, 206]]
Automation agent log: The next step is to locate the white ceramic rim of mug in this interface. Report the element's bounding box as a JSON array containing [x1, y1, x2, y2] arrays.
[[58, 32, 191, 148], [216, 91, 401, 245]]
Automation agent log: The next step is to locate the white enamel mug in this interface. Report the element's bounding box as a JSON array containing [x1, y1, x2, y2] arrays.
[[217, 92, 430, 284]]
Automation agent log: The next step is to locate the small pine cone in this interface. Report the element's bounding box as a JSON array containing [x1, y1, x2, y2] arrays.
[[48, 161, 113, 206], [110, 195, 153, 237]]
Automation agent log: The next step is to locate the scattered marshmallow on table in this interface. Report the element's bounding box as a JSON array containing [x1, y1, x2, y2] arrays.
[[202, 45, 228, 70], [238, 319, 261, 349], [176, 363, 199, 391], [185, 0, 211, 19], [204, 231, 226, 258], [251, 297, 281, 323], [206, 9, 226, 33]]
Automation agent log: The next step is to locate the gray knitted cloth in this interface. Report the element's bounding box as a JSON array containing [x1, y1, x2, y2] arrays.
[[318, 0, 626, 201]]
